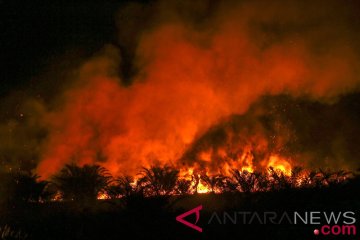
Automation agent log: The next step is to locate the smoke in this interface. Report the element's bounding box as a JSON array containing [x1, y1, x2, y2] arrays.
[[182, 94, 360, 173], [1, 0, 359, 178], [0, 94, 47, 171]]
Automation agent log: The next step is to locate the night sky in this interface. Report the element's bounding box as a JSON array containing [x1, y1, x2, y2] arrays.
[[1, 0, 127, 96]]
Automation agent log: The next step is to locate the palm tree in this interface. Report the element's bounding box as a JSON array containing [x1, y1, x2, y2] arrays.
[[318, 168, 335, 186], [290, 166, 303, 188], [107, 175, 138, 199], [230, 169, 257, 193], [138, 165, 179, 196], [175, 179, 192, 195], [223, 177, 240, 192], [318, 169, 351, 186], [0, 170, 48, 204], [268, 167, 291, 190], [302, 170, 321, 188], [200, 174, 226, 193], [332, 170, 352, 184], [53, 164, 111, 202], [13, 171, 48, 202], [190, 172, 200, 194], [253, 171, 270, 191]]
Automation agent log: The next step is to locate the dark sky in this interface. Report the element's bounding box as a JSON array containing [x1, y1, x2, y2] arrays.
[[0, 0, 126, 96]]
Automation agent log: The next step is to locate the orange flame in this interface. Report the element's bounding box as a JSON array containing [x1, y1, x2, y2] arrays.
[[197, 181, 211, 194], [97, 193, 110, 200], [35, 2, 359, 179], [266, 155, 292, 176]]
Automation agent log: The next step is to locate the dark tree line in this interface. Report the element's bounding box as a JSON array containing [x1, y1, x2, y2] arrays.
[[0, 169, 48, 206], [0, 164, 356, 206]]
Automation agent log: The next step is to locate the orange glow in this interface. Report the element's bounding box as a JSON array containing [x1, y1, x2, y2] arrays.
[[239, 146, 255, 173], [267, 155, 292, 176], [198, 150, 212, 162], [197, 180, 210, 194], [97, 193, 110, 200], [241, 166, 254, 173], [178, 167, 211, 194], [179, 167, 194, 179], [51, 192, 63, 202], [35, 3, 359, 179]]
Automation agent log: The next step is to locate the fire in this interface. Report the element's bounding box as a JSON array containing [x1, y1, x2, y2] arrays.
[[34, 1, 359, 180], [197, 180, 210, 194], [97, 193, 110, 200], [241, 166, 254, 173], [266, 155, 292, 176], [175, 152, 292, 194], [198, 150, 212, 162], [51, 192, 63, 202], [179, 167, 211, 194], [238, 146, 255, 173]]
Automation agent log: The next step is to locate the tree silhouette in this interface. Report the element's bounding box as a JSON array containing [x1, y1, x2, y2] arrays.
[[53, 164, 111, 202], [254, 172, 270, 191], [317, 169, 351, 186], [302, 170, 321, 188], [107, 175, 140, 199], [200, 174, 226, 193], [331, 170, 351, 184], [268, 167, 292, 190], [0, 170, 48, 205], [175, 179, 192, 195], [138, 166, 179, 196], [190, 172, 200, 194], [289, 166, 303, 187], [230, 169, 257, 193]]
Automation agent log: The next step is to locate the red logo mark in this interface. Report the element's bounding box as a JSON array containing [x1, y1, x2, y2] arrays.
[[176, 205, 203, 232]]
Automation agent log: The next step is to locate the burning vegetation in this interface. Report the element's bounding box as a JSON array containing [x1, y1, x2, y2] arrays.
[[1, 1, 360, 239], [1, 0, 359, 180], [0, 163, 355, 204]]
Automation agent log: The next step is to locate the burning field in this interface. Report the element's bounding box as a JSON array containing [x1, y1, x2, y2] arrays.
[[0, 0, 360, 239]]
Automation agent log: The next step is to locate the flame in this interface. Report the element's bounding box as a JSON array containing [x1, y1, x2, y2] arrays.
[[198, 150, 212, 162], [179, 167, 211, 194], [34, 1, 359, 180], [241, 166, 254, 173], [266, 155, 292, 176], [97, 193, 110, 200], [197, 180, 210, 194], [176, 151, 292, 194], [51, 192, 63, 202]]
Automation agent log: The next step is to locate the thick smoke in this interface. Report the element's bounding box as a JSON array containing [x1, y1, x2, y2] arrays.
[[1, 0, 360, 178], [182, 94, 360, 173]]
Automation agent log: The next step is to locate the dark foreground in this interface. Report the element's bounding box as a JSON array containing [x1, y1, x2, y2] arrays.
[[1, 181, 359, 240]]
